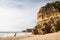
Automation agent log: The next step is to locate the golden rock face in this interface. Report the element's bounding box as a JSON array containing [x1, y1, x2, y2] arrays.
[[32, 1, 60, 35]]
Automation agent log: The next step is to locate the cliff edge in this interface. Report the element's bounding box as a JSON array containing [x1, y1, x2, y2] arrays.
[[32, 1, 60, 35]]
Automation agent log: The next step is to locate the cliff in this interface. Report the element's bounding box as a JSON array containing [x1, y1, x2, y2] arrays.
[[32, 1, 60, 35]]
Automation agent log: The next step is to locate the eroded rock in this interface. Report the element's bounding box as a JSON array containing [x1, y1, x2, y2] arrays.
[[32, 1, 60, 35]]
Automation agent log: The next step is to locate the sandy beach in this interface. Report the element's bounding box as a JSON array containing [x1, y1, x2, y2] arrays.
[[0, 31, 60, 40]]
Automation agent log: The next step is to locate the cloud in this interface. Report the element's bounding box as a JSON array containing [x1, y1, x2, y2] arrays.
[[0, 6, 37, 31]]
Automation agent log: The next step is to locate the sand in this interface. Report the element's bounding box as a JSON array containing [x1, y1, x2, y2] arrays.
[[0, 31, 60, 40]]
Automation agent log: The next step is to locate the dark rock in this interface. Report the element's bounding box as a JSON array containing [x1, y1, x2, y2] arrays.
[[22, 29, 32, 32], [26, 29, 32, 32]]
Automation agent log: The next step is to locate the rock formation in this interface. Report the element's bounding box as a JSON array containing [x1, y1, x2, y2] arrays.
[[32, 1, 60, 35], [22, 29, 32, 32]]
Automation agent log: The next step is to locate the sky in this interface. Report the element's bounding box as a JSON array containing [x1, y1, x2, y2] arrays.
[[0, 0, 59, 32]]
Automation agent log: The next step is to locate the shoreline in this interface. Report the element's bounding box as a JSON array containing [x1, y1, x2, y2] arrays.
[[0, 31, 60, 40]]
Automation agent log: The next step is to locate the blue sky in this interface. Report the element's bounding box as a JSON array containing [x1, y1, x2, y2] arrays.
[[0, 0, 59, 31]]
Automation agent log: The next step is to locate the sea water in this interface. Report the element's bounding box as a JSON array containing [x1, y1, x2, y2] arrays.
[[0, 32, 32, 37]]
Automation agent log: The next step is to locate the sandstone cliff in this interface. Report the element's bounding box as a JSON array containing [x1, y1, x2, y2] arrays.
[[32, 1, 60, 35]]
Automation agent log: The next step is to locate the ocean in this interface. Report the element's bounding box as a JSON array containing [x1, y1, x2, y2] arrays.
[[0, 32, 32, 37]]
